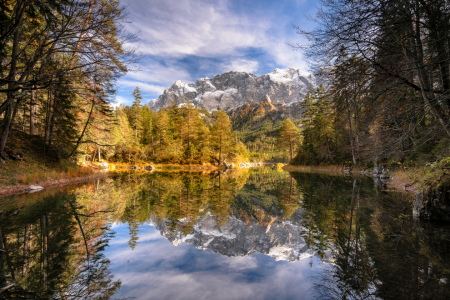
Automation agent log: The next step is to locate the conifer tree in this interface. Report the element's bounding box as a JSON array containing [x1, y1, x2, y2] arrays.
[[155, 110, 170, 154], [195, 118, 211, 162], [210, 111, 233, 164], [112, 106, 133, 161], [141, 106, 156, 154], [180, 100, 199, 151], [296, 85, 335, 164], [130, 87, 143, 141], [276, 118, 300, 162]]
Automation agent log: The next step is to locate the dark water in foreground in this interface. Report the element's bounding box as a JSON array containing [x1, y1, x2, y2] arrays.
[[1, 168, 450, 299]]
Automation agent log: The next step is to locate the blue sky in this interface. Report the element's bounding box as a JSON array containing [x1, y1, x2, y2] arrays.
[[116, 0, 319, 106]]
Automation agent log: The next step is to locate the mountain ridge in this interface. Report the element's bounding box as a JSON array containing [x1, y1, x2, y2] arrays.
[[147, 67, 327, 112]]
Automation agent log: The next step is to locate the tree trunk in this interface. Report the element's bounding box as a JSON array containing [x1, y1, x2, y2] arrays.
[[67, 93, 95, 158], [345, 95, 357, 165], [47, 95, 57, 152], [9, 101, 20, 133], [151, 136, 154, 156], [44, 90, 53, 152], [30, 90, 35, 134], [0, 102, 13, 159], [289, 138, 293, 161], [0, 1, 25, 157], [408, 2, 450, 138], [219, 135, 222, 165]]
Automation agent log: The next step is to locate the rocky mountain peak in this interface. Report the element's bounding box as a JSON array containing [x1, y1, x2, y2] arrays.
[[148, 68, 328, 112]]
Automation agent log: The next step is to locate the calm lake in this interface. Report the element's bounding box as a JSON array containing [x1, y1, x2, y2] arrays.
[[1, 168, 450, 299]]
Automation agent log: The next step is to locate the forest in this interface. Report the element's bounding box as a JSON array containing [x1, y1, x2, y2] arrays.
[[2, 0, 450, 174], [0, 0, 248, 169], [288, 0, 450, 169], [110, 90, 249, 164]]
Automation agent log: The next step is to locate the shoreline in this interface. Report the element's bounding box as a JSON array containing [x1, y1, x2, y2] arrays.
[[283, 164, 420, 195], [0, 172, 109, 197], [0, 163, 226, 197], [1, 163, 421, 198]]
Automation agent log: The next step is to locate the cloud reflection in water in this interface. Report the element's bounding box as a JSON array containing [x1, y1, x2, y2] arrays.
[[106, 223, 321, 300]]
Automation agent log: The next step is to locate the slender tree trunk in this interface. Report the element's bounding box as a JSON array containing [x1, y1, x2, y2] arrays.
[[0, 1, 25, 157], [325, 134, 332, 161], [44, 90, 53, 152], [30, 90, 35, 134], [98, 146, 101, 161], [289, 137, 293, 161], [352, 98, 361, 161], [187, 113, 190, 149], [151, 136, 154, 156], [407, 2, 450, 138], [0, 103, 13, 159], [67, 93, 95, 158], [345, 95, 357, 165], [9, 101, 20, 132], [219, 135, 222, 164], [47, 95, 57, 151]]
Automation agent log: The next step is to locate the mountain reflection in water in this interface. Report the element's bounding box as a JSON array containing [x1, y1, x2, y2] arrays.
[[1, 168, 450, 299]]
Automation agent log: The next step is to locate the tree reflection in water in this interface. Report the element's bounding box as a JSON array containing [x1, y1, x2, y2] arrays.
[[0, 188, 120, 299], [1, 169, 450, 299], [290, 172, 450, 300]]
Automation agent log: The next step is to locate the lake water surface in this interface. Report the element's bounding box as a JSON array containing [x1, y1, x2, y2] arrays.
[[1, 168, 450, 299]]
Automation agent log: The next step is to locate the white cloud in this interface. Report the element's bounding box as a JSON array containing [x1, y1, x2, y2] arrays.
[[121, 0, 309, 71], [126, 64, 192, 86], [222, 59, 259, 73], [118, 80, 166, 94], [115, 0, 315, 102], [111, 95, 126, 108], [124, 0, 269, 58]]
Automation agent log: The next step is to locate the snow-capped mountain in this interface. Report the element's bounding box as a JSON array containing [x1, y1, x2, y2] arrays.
[[147, 68, 328, 112]]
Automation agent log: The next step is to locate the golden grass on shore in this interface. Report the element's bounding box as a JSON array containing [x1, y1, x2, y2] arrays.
[[0, 159, 96, 188]]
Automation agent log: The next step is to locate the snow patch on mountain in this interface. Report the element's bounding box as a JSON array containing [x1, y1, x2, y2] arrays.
[[147, 67, 328, 112]]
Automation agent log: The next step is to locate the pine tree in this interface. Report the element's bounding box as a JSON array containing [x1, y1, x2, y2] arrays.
[[296, 85, 335, 164], [210, 111, 233, 164], [130, 87, 143, 142], [276, 118, 300, 162], [155, 110, 170, 154], [180, 100, 199, 151], [112, 106, 134, 162], [141, 106, 156, 155]]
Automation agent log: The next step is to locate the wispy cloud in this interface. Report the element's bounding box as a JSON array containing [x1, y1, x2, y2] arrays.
[[116, 0, 317, 105], [124, 0, 269, 58], [222, 59, 259, 73], [118, 80, 166, 95]]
